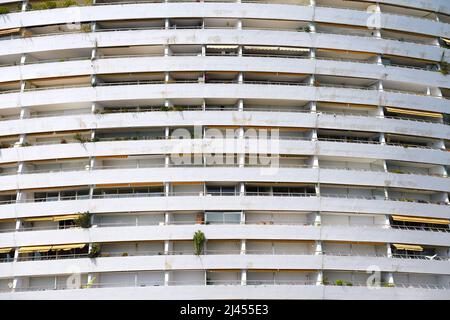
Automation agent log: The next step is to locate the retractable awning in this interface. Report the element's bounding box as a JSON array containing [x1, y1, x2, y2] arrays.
[[386, 107, 443, 119], [51, 244, 86, 251], [52, 214, 82, 222], [392, 215, 450, 225], [24, 214, 81, 222], [18, 246, 52, 253], [0, 28, 21, 36], [18, 243, 86, 253], [0, 248, 13, 254], [392, 243, 423, 251]]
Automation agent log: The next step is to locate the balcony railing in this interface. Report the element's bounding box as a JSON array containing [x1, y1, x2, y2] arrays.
[[1, 189, 448, 206], [2, 249, 449, 265], [3, 279, 449, 293]]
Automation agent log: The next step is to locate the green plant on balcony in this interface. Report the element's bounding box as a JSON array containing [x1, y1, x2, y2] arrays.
[[335, 279, 345, 286], [88, 243, 101, 258], [74, 133, 89, 143], [440, 61, 449, 75], [193, 230, 206, 255], [83, 276, 96, 288], [61, 0, 78, 7], [19, 142, 31, 147], [173, 105, 185, 111], [304, 26, 311, 33], [390, 169, 406, 174], [80, 24, 91, 33], [74, 211, 92, 228], [381, 282, 395, 288], [0, 6, 10, 14]]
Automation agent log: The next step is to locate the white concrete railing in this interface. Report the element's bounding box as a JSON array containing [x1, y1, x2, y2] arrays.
[[1, 219, 449, 234], [2, 249, 448, 264], [0, 191, 448, 206], [2, 79, 446, 102], [3, 280, 449, 293], [0, 23, 443, 48]]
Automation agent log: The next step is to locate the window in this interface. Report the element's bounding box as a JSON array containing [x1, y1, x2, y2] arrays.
[[205, 212, 241, 224]]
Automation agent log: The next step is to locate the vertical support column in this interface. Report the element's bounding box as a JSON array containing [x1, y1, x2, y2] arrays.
[[240, 239, 246, 254], [376, 105, 384, 118], [164, 72, 171, 84], [316, 271, 323, 286], [164, 271, 171, 286], [164, 45, 172, 57], [20, 54, 26, 65], [314, 241, 322, 255], [238, 127, 245, 168], [164, 240, 171, 255], [165, 18, 170, 30], [19, 108, 30, 120], [384, 215, 391, 229], [89, 157, 98, 171], [165, 126, 170, 140], [379, 132, 386, 145], [309, 48, 316, 60], [164, 182, 170, 197], [89, 185, 95, 200], [238, 72, 243, 84], [314, 212, 321, 227], [240, 270, 247, 286], [164, 212, 170, 226], [386, 243, 392, 258], [237, 99, 244, 111], [237, 19, 242, 30], [376, 54, 383, 65], [21, 0, 28, 11]]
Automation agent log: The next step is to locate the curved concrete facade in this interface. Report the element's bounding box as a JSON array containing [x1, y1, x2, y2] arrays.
[[0, 0, 449, 300]]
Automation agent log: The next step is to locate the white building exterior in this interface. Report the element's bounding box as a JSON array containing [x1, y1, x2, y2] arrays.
[[0, 0, 449, 299]]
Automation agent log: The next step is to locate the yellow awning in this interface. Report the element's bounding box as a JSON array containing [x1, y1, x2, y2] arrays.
[[386, 107, 443, 119], [442, 38, 450, 45], [24, 214, 81, 222], [23, 216, 54, 222], [393, 244, 423, 251], [392, 215, 450, 225], [0, 28, 21, 36], [18, 246, 52, 253], [52, 214, 81, 222], [0, 248, 13, 254], [51, 243, 86, 251]]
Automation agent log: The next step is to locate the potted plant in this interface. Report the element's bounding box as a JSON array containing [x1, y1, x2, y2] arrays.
[[88, 243, 101, 258], [74, 212, 92, 228], [335, 279, 345, 286], [193, 230, 206, 255]]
